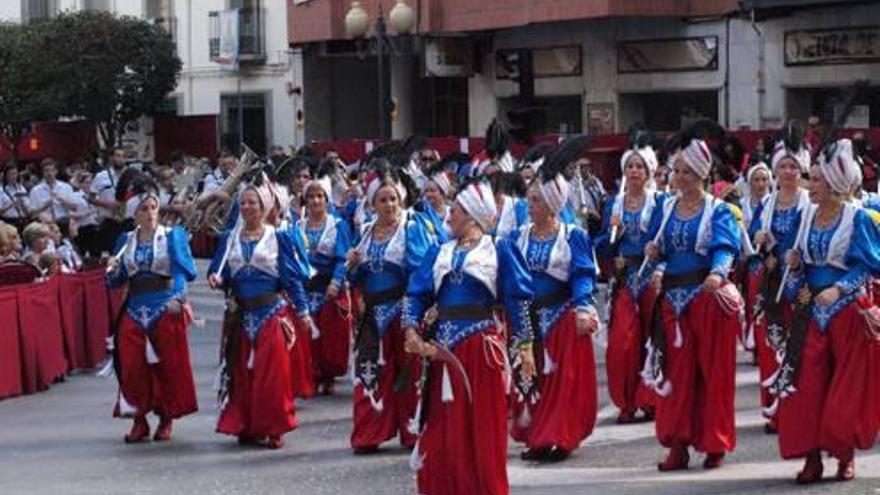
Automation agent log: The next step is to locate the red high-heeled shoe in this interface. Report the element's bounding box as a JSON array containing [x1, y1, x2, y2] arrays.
[[124, 417, 150, 443], [658, 446, 689, 472], [266, 435, 284, 449], [154, 417, 173, 441], [796, 451, 823, 484], [703, 452, 725, 469], [835, 453, 855, 482]]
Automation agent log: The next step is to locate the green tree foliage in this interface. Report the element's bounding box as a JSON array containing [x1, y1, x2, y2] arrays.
[[0, 10, 181, 153]]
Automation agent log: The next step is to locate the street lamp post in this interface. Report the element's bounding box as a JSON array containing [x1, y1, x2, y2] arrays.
[[345, 1, 415, 140]]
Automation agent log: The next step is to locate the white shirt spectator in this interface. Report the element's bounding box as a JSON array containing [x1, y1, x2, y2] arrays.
[[0, 184, 30, 220], [30, 180, 75, 220], [90, 167, 123, 221], [70, 190, 98, 227]]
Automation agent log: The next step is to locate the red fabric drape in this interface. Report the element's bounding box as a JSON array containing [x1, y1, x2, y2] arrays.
[[0, 269, 120, 401], [0, 289, 22, 399], [17, 277, 68, 392]]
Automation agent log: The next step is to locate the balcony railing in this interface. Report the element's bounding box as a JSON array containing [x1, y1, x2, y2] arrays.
[[209, 8, 266, 65]]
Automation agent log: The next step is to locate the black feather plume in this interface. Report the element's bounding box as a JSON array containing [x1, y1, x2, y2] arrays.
[[519, 143, 553, 167], [540, 135, 590, 182], [484, 119, 511, 159], [628, 123, 653, 150]]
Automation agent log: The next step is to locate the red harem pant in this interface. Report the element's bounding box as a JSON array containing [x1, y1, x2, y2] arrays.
[[217, 307, 298, 438], [311, 291, 353, 383], [113, 310, 198, 419], [655, 291, 738, 454], [351, 319, 420, 449], [606, 286, 658, 414], [745, 264, 794, 421], [415, 329, 508, 495], [776, 297, 880, 460], [511, 308, 597, 451], [290, 314, 315, 400]]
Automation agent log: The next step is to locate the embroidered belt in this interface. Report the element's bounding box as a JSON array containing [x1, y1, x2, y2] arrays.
[[362, 286, 405, 307], [305, 272, 333, 292], [533, 289, 572, 310], [661, 269, 710, 291], [236, 292, 282, 310], [128, 275, 172, 295], [436, 304, 493, 321]]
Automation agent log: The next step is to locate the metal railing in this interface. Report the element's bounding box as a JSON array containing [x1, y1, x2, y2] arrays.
[[208, 8, 266, 64]]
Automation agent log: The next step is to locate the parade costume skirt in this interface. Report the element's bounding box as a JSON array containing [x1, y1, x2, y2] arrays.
[[290, 316, 315, 400], [217, 307, 298, 438], [113, 310, 197, 419], [606, 287, 658, 414], [311, 291, 353, 383], [745, 265, 794, 421], [511, 309, 597, 451], [654, 291, 738, 454], [415, 329, 508, 495], [776, 297, 880, 460], [350, 319, 420, 449]]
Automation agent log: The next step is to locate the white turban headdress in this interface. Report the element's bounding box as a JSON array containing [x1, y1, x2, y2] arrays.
[[770, 140, 811, 175], [456, 182, 497, 231], [538, 173, 570, 215], [365, 173, 407, 207], [428, 171, 452, 197], [620, 146, 658, 177], [819, 139, 862, 196], [680, 139, 713, 180], [305, 176, 333, 200]]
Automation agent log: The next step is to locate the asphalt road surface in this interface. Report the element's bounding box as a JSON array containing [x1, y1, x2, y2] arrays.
[[1, 261, 877, 495]]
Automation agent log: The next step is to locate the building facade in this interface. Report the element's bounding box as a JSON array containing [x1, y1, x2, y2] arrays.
[[4, 0, 305, 157], [289, 0, 880, 141]]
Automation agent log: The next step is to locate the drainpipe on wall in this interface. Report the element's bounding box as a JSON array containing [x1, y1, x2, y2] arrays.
[[724, 15, 731, 129], [749, 9, 765, 130]]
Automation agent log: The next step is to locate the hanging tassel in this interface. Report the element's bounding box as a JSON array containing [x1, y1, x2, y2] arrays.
[[212, 360, 225, 391], [640, 340, 655, 385], [408, 399, 423, 435], [656, 380, 672, 397], [145, 339, 160, 364], [377, 342, 386, 366], [744, 322, 756, 351], [542, 347, 557, 375], [310, 320, 321, 340], [441, 364, 454, 403], [408, 440, 425, 471], [762, 397, 779, 417], [96, 356, 115, 378], [761, 367, 781, 388], [673, 319, 683, 348], [247, 348, 255, 370], [118, 391, 138, 417]]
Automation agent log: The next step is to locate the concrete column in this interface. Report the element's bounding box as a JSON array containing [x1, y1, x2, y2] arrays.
[[390, 53, 414, 139]]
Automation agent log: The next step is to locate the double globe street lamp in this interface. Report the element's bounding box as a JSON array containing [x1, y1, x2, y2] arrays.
[[344, 1, 416, 140]]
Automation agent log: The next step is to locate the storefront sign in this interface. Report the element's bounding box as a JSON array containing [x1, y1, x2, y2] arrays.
[[618, 36, 718, 73], [785, 26, 880, 66], [424, 37, 474, 78], [496, 46, 582, 79]]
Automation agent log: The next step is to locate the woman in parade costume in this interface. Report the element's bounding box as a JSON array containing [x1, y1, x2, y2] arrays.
[[415, 161, 454, 244], [207, 177, 312, 449], [346, 164, 434, 454], [403, 179, 534, 495], [509, 136, 599, 462], [768, 138, 880, 483], [106, 186, 198, 443], [642, 127, 743, 471], [296, 172, 353, 395], [595, 131, 662, 424], [746, 124, 812, 434]]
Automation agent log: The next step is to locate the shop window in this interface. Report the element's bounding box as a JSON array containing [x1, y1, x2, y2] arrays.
[[220, 93, 267, 155], [620, 91, 718, 132]]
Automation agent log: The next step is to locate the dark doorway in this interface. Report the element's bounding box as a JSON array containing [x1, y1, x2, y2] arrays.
[[220, 93, 267, 155], [621, 90, 718, 131]]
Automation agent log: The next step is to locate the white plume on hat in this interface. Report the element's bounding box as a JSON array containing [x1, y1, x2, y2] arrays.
[[538, 173, 570, 215]]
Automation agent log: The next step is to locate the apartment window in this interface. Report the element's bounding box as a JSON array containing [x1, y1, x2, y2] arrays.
[[82, 0, 111, 11], [144, 0, 173, 20], [24, 0, 58, 20], [228, 0, 259, 9], [220, 93, 267, 155]]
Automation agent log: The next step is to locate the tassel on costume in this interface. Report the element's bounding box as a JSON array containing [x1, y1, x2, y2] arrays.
[[409, 440, 425, 471], [377, 342, 386, 366], [542, 347, 557, 375], [763, 397, 779, 417], [441, 364, 454, 403], [145, 339, 160, 364], [673, 319, 683, 348], [247, 348, 255, 370], [310, 320, 321, 340]]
